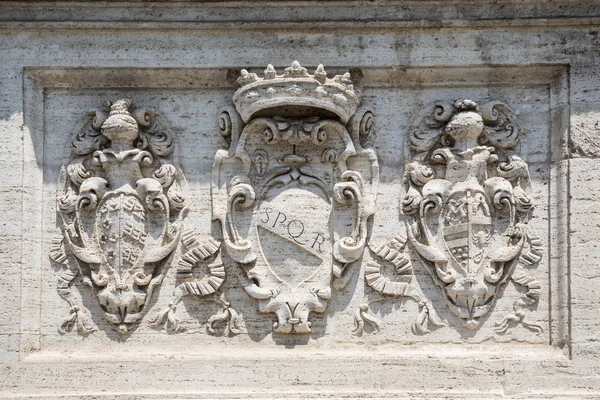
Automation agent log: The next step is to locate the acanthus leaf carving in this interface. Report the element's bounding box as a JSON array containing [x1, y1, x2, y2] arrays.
[[54, 98, 187, 335]]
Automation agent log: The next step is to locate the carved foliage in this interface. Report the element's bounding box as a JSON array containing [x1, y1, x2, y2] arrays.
[[53, 99, 186, 334]]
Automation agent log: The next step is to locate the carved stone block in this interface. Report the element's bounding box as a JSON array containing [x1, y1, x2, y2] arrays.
[[3, 2, 594, 396]]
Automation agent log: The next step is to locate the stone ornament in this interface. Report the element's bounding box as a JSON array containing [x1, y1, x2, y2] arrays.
[[368, 99, 543, 333], [51, 99, 187, 334], [150, 230, 239, 334], [206, 61, 379, 334], [365, 235, 447, 335], [49, 93, 541, 338]]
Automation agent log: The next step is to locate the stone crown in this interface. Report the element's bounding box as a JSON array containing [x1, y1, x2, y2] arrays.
[[233, 61, 359, 124]]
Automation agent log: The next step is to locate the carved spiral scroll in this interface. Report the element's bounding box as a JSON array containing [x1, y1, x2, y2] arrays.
[[218, 110, 234, 149], [358, 110, 375, 148], [479, 101, 521, 150], [333, 171, 368, 263], [432, 101, 454, 123], [222, 176, 256, 264]]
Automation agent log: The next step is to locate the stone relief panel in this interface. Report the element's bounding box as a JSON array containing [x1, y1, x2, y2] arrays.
[[194, 61, 379, 334], [35, 66, 559, 351], [366, 99, 544, 334], [51, 99, 187, 334]]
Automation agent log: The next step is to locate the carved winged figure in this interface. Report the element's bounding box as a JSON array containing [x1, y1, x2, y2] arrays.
[[52, 99, 186, 334]]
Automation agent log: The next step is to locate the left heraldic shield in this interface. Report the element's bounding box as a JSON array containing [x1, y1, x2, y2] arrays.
[[51, 99, 187, 334]]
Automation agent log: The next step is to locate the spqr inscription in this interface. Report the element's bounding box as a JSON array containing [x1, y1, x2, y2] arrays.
[[258, 206, 327, 258]]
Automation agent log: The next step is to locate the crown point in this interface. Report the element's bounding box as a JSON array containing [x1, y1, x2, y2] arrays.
[[285, 61, 308, 77], [237, 69, 259, 86], [314, 86, 327, 98], [314, 64, 327, 83], [264, 64, 276, 79], [233, 62, 359, 124], [455, 99, 478, 111]]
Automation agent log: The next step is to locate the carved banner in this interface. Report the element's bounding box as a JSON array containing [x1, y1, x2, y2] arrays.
[[52, 99, 186, 334]]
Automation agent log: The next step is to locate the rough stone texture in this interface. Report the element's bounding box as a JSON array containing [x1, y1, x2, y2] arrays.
[[1, 1, 600, 398]]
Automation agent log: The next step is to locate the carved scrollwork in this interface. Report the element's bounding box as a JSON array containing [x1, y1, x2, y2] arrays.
[[478, 101, 522, 151], [370, 99, 542, 333], [222, 175, 256, 264], [71, 107, 111, 156], [333, 171, 368, 263], [348, 107, 376, 150], [208, 62, 378, 334], [218, 105, 243, 150], [54, 99, 187, 335], [132, 108, 174, 157]]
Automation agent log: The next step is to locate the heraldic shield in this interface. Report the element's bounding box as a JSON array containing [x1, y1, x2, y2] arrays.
[[402, 99, 543, 331], [212, 62, 379, 334], [52, 99, 186, 334]]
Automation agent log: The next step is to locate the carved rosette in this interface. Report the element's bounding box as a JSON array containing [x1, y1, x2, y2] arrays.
[[210, 61, 379, 334], [52, 99, 187, 334], [149, 229, 239, 334], [372, 99, 543, 333]]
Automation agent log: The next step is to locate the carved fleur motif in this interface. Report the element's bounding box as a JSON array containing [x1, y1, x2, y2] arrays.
[[53, 99, 187, 335]]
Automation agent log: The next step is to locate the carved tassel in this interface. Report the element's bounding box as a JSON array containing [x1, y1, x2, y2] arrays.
[[352, 304, 381, 336]]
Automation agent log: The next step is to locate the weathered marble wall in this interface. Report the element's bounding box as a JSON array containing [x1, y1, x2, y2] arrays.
[[1, 1, 600, 398]]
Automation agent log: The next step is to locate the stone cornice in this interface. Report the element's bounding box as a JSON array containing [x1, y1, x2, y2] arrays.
[[1, 1, 600, 27], [1, 17, 600, 31]]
